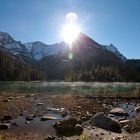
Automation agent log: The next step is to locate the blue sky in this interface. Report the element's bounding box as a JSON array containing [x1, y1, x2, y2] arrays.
[[0, 0, 140, 59]]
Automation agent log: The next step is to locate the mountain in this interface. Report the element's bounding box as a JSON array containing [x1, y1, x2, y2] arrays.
[[0, 44, 43, 81], [24, 41, 68, 60], [0, 31, 140, 81], [102, 44, 127, 61], [0, 31, 126, 61]]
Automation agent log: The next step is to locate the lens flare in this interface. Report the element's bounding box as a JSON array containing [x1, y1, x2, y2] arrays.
[[62, 23, 80, 44]]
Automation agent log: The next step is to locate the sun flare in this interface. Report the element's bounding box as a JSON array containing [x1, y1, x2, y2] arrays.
[[62, 23, 80, 44]]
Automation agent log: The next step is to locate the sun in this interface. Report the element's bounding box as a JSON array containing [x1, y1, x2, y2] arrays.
[[61, 12, 81, 45], [62, 23, 80, 44]]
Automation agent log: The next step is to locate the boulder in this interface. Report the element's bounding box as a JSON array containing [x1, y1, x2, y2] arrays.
[[109, 107, 128, 116], [90, 112, 122, 133], [53, 118, 83, 136], [0, 123, 10, 130]]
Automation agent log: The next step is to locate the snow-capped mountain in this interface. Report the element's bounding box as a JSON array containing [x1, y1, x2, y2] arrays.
[[0, 31, 127, 62], [102, 44, 127, 61], [24, 41, 68, 60], [0, 31, 30, 58]]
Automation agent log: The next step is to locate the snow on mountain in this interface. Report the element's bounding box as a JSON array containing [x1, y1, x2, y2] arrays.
[[0, 31, 15, 45], [0, 31, 31, 58], [24, 41, 68, 60], [102, 44, 127, 61], [0, 31, 127, 61]]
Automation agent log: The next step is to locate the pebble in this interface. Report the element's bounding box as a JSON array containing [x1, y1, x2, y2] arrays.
[[37, 102, 44, 106]]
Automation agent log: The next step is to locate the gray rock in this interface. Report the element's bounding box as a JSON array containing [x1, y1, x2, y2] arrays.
[[0, 123, 10, 130], [109, 107, 128, 116], [53, 118, 83, 136], [47, 108, 60, 113], [90, 112, 122, 133], [13, 122, 19, 126], [41, 115, 58, 121], [26, 114, 35, 121], [134, 106, 140, 112]]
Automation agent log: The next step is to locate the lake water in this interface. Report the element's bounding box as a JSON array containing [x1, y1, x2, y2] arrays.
[[0, 81, 140, 95]]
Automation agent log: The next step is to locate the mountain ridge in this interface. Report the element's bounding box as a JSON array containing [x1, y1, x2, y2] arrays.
[[0, 31, 126, 61], [0, 31, 140, 81]]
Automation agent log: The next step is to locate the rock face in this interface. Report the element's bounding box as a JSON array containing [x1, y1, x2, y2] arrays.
[[109, 107, 128, 116], [90, 112, 122, 133], [53, 118, 83, 136]]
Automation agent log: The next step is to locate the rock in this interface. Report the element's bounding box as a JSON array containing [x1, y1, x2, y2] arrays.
[[60, 109, 68, 118], [26, 116, 33, 121], [90, 112, 122, 133], [0, 123, 10, 130], [75, 124, 83, 132], [134, 106, 140, 112], [26, 114, 35, 121], [77, 106, 81, 110], [13, 122, 19, 126], [100, 132, 104, 135], [86, 113, 93, 119], [53, 118, 83, 136], [2, 115, 12, 120], [25, 121, 30, 124], [47, 107, 60, 113], [37, 102, 44, 106], [119, 120, 129, 126], [41, 115, 58, 121], [44, 135, 55, 140], [25, 94, 34, 98], [3, 99, 10, 102], [8, 97, 14, 100], [109, 108, 128, 116]]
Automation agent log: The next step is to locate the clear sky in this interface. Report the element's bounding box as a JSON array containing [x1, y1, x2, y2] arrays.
[[0, 0, 140, 59]]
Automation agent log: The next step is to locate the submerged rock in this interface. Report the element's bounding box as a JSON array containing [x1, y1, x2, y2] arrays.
[[47, 107, 60, 113], [109, 107, 128, 116], [90, 112, 122, 133], [26, 114, 35, 121], [41, 115, 58, 121]]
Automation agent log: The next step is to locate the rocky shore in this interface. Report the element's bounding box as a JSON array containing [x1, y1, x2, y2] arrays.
[[0, 92, 140, 140]]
